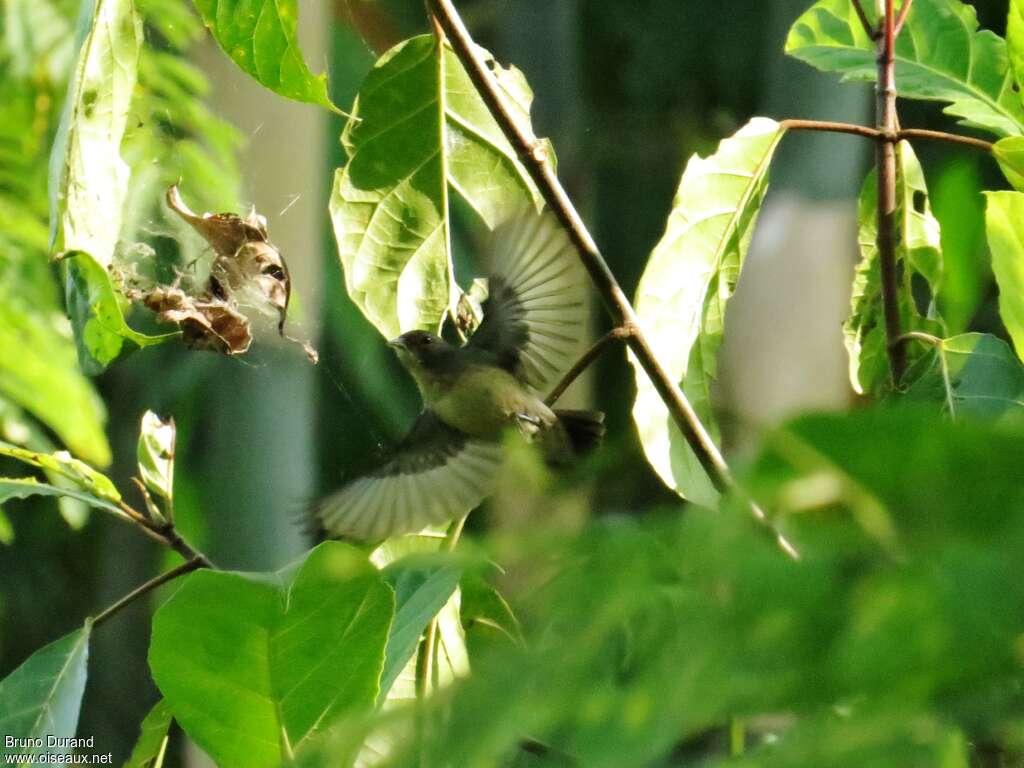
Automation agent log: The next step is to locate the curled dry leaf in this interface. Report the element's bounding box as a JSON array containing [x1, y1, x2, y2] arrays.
[[124, 185, 317, 361]]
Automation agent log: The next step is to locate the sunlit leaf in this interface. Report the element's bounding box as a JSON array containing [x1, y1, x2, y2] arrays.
[[902, 333, 1024, 420], [137, 410, 175, 505], [994, 136, 1024, 191], [0, 625, 91, 760], [48, 0, 142, 265], [62, 252, 173, 375], [786, 0, 1024, 136], [984, 191, 1024, 362], [0, 476, 125, 518], [846, 141, 944, 395], [1008, 0, 1024, 102], [0, 439, 121, 504], [149, 541, 394, 768], [192, 0, 337, 111], [330, 35, 544, 339], [630, 117, 785, 507], [124, 699, 173, 768]]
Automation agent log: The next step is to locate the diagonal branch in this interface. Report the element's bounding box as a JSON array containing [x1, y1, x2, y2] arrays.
[[894, 0, 914, 35], [93, 557, 206, 627], [426, 0, 799, 560], [545, 326, 632, 406], [851, 0, 879, 39]]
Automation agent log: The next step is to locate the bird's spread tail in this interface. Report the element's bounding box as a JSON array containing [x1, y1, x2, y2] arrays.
[[554, 409, 606, 456]]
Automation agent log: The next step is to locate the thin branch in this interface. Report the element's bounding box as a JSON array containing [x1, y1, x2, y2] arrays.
[[782, 120, 993, 153], [781, 119, 882, 140], [896, 128, 992, 153], [426, 0, 799, 560], [876, 0, 906, 386], [93, 557, 205, 627], [892, 330, 943, 348], [894, 0, 914, 35], [850, 0, 879, 39], [545, 326, 632, 406]]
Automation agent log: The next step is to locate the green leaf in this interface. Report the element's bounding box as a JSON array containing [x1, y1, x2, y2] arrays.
[[149, 541, 395, 768], [330, 35, 545, 339], [48, 0, 142, 264], [0, 301, 110, 466], [0, 625, 91, 759], [137, 411, 175, 505], [0, 476, 126, 518], [902, 333, 1024, 419], [993, 136, 1024, 191], [461, 573, 523, 648], [845, 141, 944, 396], [378, 560, 461, 702], [0, 439, 121, 505], [62, 252, 173, 375], [0, 509, 12, 544], [630, 117, 785, 507], [1008, 0, 1024, 101], [191, 0, 337, 111], [985, 191, 1024, 361], [786, 0, 1024, 137], [125, 699, 173, 768]]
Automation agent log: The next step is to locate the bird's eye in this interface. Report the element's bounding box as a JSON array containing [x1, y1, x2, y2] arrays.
[[424, 336, 434, 345]]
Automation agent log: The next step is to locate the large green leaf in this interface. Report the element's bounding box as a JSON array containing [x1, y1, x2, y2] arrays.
[[1008, 0, 1024, 100], [330, 34, 544, 339], [786, 0, 1024, 137], [149, 541, 394, 768], [0, 299, 110, 465], [0, 625, 91, 760], [124, 699, 173, 768], [62, 252, 173, 375], [630, 117, 785, 507], [984, 191, 1024, 361], [191, 0, 337, 111], [845, 141, 944, 395], [902, 333, 1024, 419], [378, 559, 461, 702], [49, 0, 141, 264], [47, 0, 172, 374]]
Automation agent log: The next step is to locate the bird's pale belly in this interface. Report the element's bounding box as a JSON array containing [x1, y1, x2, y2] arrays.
[[428, 366, 555, 440]]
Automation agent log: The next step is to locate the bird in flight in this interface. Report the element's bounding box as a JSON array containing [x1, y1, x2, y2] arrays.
[[319, 206, 604, 541]]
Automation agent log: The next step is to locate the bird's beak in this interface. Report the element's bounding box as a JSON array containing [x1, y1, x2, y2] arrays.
[[387, 337, 406, 350]]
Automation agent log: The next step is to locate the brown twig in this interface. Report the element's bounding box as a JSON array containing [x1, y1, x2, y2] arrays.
[[93, 557, 206, 627], [545, 326, 632, 406], [897, 128, 992, 153], [876, 0, 906, 386], [851, 0, 879, 39], [426, 0, 799, 560], [781, 120, 993, 153], [894, 0, 914, 35]]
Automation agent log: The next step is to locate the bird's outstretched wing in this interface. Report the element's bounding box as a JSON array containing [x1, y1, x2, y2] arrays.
[[318, 412, 503, 541], [467, 207, 588, 391]]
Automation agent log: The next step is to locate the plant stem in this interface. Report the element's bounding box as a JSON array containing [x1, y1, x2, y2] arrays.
[[93, 557, 206, 627], [781, 121, 993, 152], [894, 0, 914, 35], [876, 0, 906, 387], [414, 514, 468, 701], [545, 326, 631, 406], [426, 0, 799, 560], [850, 0, 879, 38]]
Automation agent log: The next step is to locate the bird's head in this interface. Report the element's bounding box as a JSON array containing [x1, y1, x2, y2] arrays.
[[388, 330, 462, 376]]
